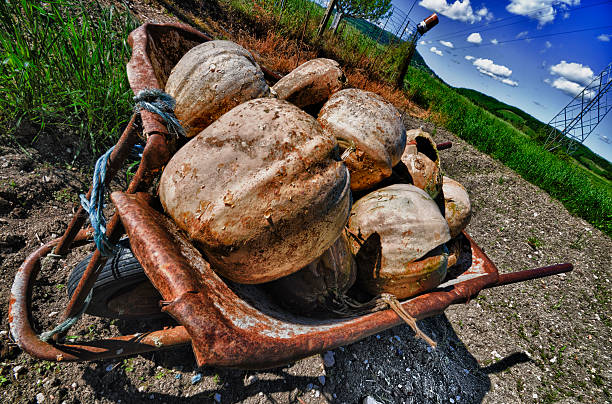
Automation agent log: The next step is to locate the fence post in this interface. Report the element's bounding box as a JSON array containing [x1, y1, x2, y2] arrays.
[[317, 0, 338, 37], [395, 31, 418, 89]]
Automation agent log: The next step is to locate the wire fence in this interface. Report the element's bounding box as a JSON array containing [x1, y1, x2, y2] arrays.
[[236, 0, 429, 83]]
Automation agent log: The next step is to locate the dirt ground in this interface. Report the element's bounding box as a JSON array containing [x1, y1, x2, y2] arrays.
[[1, 2, 611, 404]]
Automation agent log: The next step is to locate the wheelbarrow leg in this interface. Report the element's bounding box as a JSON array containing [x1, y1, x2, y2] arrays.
[[59, 129, 171, 338]]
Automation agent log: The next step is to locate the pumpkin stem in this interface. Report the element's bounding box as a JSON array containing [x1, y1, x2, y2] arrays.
[[379, 293, 437, 348]]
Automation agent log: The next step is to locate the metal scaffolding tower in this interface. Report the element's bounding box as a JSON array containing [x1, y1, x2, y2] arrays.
[[545, 61, 612, 154]]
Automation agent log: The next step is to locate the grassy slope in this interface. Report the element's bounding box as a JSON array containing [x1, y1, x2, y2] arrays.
[[406, 68, 612, 235], [455, 87, 612, 183]]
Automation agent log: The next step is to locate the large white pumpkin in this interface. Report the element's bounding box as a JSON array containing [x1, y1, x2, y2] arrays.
[[159, 98, 351, 284], [272, 58, 345, 108], [165, 40, 270, 138], [347, 184, 451, 299], [318, 89, 406, 191]]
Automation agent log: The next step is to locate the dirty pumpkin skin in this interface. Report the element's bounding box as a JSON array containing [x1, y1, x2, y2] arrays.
[[165, 40, 270, 138], [265, 231, 356, 315], [272, 58, 346, 109], [318, 89, 406, 192], [159, 98, 351, 284], [347, 184, 451, 299], [394, 128, 442, 200], [442, 176, 472, 238]]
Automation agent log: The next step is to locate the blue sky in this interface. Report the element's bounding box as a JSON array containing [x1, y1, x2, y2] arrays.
[[390, 0, 612, 162]]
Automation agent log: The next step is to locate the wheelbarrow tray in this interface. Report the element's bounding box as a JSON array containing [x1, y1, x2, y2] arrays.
[[111, 192, 498, 369], [8, 22, 571, 369]]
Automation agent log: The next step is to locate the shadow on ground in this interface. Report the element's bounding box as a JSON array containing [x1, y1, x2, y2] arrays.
[[81, 313, 531, 403]]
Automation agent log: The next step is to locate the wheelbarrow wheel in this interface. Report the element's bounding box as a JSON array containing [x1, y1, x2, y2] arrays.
[[67, 239, 164, 320]]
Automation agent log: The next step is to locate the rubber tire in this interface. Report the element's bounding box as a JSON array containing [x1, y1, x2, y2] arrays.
[[67, 239, 164, 320]]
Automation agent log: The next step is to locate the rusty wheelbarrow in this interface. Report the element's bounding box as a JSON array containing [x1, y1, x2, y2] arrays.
[[8, 23, 573, 369]]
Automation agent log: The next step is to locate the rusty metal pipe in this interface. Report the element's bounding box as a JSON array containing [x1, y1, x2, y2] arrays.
[[54, 115, 140, 255], [486, 263, 573, 288], [436, 141, 452, 151], [9, 234, 190, 361], [59, 133, 170, 333]]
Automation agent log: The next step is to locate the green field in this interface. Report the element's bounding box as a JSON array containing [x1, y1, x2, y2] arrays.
[[406, 68, 612, 235], [455, 87, 612, 184]]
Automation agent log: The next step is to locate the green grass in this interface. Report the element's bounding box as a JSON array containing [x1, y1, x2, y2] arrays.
[[405, 67, 612, 236], [0, 0, 138, 155]]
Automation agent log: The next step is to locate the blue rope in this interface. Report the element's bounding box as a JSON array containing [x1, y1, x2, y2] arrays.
[[134, 88, 186, 138], [39, 289, 93, 342], [80, 146, 116, 256]]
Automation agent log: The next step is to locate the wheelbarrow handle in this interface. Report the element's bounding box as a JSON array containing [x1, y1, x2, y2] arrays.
[[436, 141, 452, 150], [485, 263, 573, 289]]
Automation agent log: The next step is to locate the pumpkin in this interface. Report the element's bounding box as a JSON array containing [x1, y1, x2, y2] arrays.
[[165, 40, 270, 138], [442, 176, 472, 238], [265, 231, 356, 315], [347, 184, 451, 299], [272, 58, 345, 109], [318, 89, 406, 191], [159, 98, 351, 284], [393, 128, 442, 199]]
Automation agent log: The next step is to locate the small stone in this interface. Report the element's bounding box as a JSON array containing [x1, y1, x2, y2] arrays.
[[149, 395, 154, 400], [174, 374, 181, 380], [138, 386, 145, 392], [549, 356, 557, 363], [306, 383, 313, 391], [315, 390, 320, 398], [191, 373, 202, 384], [36, 393, 45, 403], [333, 393, 337, 399], [318, 375, 326, 386], [323, 351, 335, 367], [245, 375, 258, 386], [376, 335, 381, 339], [363, 396, 382, 404], [106, 364, 114, 372], [13, 365, 24, 375], [214, 393, 221, 402], [363, 359, 368, 365], [71, 383, 77, 388], [533, 393, 538, 399], [0, 331, 7, 337], [450, 398, 455, 403]]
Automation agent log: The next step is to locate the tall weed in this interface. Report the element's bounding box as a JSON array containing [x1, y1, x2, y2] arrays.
[[0, 0, 138, 154]]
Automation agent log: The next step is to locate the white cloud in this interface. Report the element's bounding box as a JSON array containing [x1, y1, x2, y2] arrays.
[[440, 40, 454, 48], [597, 34, 610, 42], [467, 32, 482, 44], [550, 77, 594, 98], [419, 0, 492, 24], [550, 61, 594, 86], [471, 58, 517, 86], [491, 38, 499, 45], [545, 41, 552, 48], [598, 134, 611, 144], [430, 46, 443, 56], [516, 31, 529, 39], [473, 58, 512, 77], [506, 0, 579, 26], [464, 55, 475, 61], [501, 78, 519, 87], [419, 40, 427, 45]]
